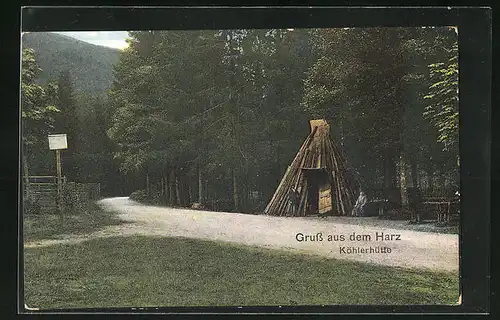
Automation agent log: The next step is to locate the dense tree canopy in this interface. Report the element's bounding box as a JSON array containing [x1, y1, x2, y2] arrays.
[[21, 48, 60, 177], [424, 41, 459, 152], [21, 48, 59, 149], [22, 27, 460, 212], [105, 27, 459, 212]]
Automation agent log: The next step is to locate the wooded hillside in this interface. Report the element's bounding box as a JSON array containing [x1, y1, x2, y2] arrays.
[[21, 32, 119, 95]]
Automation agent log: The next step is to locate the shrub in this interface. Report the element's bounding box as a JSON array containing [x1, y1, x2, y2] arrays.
[[129, 189, 148, 202], [23, 197, 41, 215], [61, 183, 92, 214], [129, 189, 162, 205]]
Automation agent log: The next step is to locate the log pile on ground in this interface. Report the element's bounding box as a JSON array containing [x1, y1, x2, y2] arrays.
[[263, 119, 359, 217]]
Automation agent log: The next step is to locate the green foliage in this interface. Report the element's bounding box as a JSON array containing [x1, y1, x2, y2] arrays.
[[303, 28, 418, 188], [54, 70, 80, 180], [22, 28, 460, 208], [21, 48, 61, 176], [23, 197, 41, 215], [108, 29, 318, 209], [60, 183, 92, 214], [129, 189, 148, 202], [129, 189, 161, 205], [424, 42, 459, 151], [21, 48, 60, 148], [302, 27, 459, 190]]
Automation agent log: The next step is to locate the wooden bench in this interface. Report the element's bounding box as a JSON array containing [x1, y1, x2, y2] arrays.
[[422, 197, 459, 222], [370, 191, 459, 223], [370, 198, 389, 216]]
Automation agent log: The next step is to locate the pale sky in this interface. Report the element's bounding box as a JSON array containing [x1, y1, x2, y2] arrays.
[[53, 28, 457, 49], [55, 31, 130, 49]]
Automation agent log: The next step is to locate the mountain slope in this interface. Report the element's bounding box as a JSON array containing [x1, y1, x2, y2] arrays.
[[21, 32, 120, 95]]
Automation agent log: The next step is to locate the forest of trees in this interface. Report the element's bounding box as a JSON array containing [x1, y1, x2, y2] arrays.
[[22, 27, 459, 214]]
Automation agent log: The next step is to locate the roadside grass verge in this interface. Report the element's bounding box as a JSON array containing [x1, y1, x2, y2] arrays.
[[24, 235, 459, 309], [23, 203, 125, 243]]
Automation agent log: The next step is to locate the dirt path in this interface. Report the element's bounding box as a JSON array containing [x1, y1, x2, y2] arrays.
[[25, 197, 459, 273]]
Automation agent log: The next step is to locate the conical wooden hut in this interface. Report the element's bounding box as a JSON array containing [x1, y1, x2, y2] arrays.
[[264, 119, 359, 217]]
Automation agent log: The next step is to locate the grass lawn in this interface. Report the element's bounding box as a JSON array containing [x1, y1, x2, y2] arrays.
[[23, 203, 126, 243], [24, 235, 460, 309]]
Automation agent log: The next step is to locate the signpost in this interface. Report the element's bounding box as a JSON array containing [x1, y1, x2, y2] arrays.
[[48, 134, 68, 214]]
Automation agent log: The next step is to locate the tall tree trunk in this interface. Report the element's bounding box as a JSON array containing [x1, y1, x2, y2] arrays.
[[167, 174, 169, 205], [240, 182, 245, 212], [169, 170, 174, 205], [213, 182, 217, 211], [175, 175, 181, 206], [410, 161, 418, 188], [427, 168, 434, 192], [146, 172, 150, 195], [160, 176, 164, 196], [438, 171, 446, 196], [188, 176, 192, 204], [243, 183, 248, 211], [198, 167, 203, 205], [204, 179, 209, 207], [384, 150, 397, 190], [399, 153, 409, 207], [384, 154, 390, 189], [233, 167, 239, 212], [228, 31, 240, 213]]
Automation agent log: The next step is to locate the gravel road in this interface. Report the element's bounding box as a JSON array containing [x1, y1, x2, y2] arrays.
[[26, 197, 459, 273]]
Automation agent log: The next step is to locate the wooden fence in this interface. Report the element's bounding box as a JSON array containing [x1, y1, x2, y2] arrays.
[[24, 176, 100, 213], [27, 175, 67, 184], [27, 182, 58, 211]]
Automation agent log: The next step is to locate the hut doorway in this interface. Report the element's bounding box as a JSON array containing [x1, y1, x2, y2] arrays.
[[303, 168, 333, 215]]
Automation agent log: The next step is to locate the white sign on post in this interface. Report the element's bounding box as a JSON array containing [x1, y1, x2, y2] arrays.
[[48, 134, 68, 150]]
